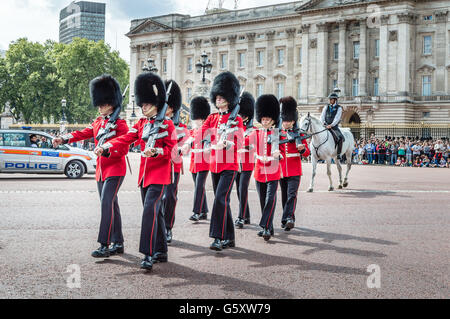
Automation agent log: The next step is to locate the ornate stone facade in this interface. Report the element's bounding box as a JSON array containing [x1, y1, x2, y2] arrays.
[[126, 0, 450, 125]]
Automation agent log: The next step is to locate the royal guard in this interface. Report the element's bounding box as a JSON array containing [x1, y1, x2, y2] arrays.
[[183, 96, 211, 223], [162, 80, 189, 244], [252, 94, 284, 242], [53, 75, 129, 258], [235, 92, 256, 229], [182, 72, 244, 251], [94, 73, 176, 271], [279, 97, 310, 231]]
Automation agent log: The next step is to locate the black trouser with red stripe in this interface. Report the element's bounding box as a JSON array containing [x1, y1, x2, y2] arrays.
[[192, 171, 209, 215], [163, 172, 180, 230], [280, 176, 301, 223], [96, 176, 124, 245], [235, 171, 252, 221], [256, 180, 279, 232], [210, 170, 237, 241], [139, 184, 167, 256]]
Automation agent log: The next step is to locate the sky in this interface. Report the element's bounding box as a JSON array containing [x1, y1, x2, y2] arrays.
[[0, 0, 299, 63]]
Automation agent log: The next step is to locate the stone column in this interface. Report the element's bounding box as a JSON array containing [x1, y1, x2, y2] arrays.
[[317, 22, 329, 99], [379, 15, 390, 96], [337, 20, 347, 97], [246, 33, 256, 94], [435, 10, 448, 95], [300, 24, 310, 101], [358, 19, 368, 96], [286, 28, 297, 98], [171, 34, 182, 82], [210, 37, 219, 79], [397, 13, 414, 97], [129, 44, 139, 105], [228, 35, 237, 73], [266, 30, 276, 93]]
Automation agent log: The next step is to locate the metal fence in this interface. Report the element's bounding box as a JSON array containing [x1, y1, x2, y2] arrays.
[[342, 123, 450, 140]]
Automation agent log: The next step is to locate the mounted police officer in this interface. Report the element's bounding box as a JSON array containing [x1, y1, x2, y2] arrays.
[[320, 92, 344, 160]]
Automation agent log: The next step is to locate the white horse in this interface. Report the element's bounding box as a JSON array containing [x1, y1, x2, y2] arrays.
[[299, 113, 355, 192]]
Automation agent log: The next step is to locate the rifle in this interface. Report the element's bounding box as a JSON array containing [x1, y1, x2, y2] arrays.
[[244, 117, 254, 138], [270, 121, 311, 146], [172, 107, 186, 141], [141, 82, 173, 156], [96, 84, 129, 149], [214, 88, 245, 150]]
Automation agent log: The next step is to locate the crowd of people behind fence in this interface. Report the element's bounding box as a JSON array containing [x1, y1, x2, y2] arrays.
[[353, 136, 450, 168]]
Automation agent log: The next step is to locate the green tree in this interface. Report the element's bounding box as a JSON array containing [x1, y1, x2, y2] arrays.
[[54, 38, 129, 123], [1, 38, 61, 123]]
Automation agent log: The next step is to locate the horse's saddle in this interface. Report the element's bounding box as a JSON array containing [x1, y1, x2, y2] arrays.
[[329, 128, 345, 148]]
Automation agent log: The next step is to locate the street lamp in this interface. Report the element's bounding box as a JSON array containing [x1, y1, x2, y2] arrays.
[[142, 58, 158, 73], [131, 94, 137, 120], [196, 51, 213, 83], [60, 99, 67, 134]]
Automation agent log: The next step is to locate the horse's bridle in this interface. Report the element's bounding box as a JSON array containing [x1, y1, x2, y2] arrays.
[[301, 115, 330, 158]]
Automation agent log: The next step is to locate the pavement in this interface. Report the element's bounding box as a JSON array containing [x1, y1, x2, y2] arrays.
[[0, 153, 449, 299]]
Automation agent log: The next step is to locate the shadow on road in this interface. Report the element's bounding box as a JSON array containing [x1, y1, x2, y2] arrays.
[[336, 190, 411, 199]]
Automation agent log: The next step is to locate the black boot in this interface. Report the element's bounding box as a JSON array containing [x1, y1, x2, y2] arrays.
[[285, 219, 295, 231], [210, 239, 223, 251], [262, 229, 272, 242], [235, 218, 244, 229], [337, 139, 343, 160], [221, 240, 236, 249], [140, 255, 153, 271], [92, 245, 110, 258], [166, 229, 173, 244], [109, 243, 124, 255], [198, 213, 208, 220], [258, 228, 274, 237], [189, 214, 200, 222], [152, 252, 168, 263]]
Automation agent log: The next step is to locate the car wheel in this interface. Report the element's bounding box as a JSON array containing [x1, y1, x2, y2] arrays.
[[65, 160, 85, 179]]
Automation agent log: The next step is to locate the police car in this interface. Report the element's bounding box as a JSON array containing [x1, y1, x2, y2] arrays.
[[0, 130, 96, 179]]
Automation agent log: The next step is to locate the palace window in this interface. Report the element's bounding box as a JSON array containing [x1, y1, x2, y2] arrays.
[[257, 84, 264, 97], [277, 49, 285, 65], [163, 58, 167, 73], [298, 47, 302, 64], [333, 43, 339, 60], [422, 75, 432, 96], [187, 57, 193, 72], [187, 88, 193, 102], [277, 83, 285, 99], [374, 78, 379, 96], [375, 39, 380, 58], [353, 41, 360, 59], [423, 36, 432, 55], [238, 52, 246, 68], [220, 53, 228, 69], [297, 82, 302, 99], [352, 78, 359, 96], [257, 50, 264, 67]]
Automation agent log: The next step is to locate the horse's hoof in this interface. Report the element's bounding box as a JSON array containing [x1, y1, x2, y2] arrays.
[[307, 189, 314, 193], [328, 187, 334, 192], [338, 185, 343, 190], [343, 183, 348, 188]]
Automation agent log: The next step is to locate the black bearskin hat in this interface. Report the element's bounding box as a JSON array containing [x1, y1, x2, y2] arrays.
[[90, 74, 122, 109], [165, 80, 182, 113], [190, 96, 211, 120], [210, 72, 240, 110], [280, 96, 298, 122], [256, 94, 280, 123], [238, 92, 255, 120], [135, 73, 166, 111]]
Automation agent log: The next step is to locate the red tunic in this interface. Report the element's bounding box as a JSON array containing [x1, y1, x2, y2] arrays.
[[189, 128, 211, 174], [200, 112, 244, 174], [172, 123, 190, 174], [66, 117, 129, 182], [280, 131, 311, 178], [252, 129, 285, 183], [105, 118, 176, 187], [240, 126, 256, 172]]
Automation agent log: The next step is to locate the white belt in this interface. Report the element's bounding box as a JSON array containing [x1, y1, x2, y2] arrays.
[[286, 153, 301, 158], [238, 149, 250, 153], [255, 155, 277, 162], [191, 149, 206, 154]]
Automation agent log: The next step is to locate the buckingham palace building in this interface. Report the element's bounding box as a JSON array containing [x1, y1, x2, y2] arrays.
[[125, 0, 450, 136]]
